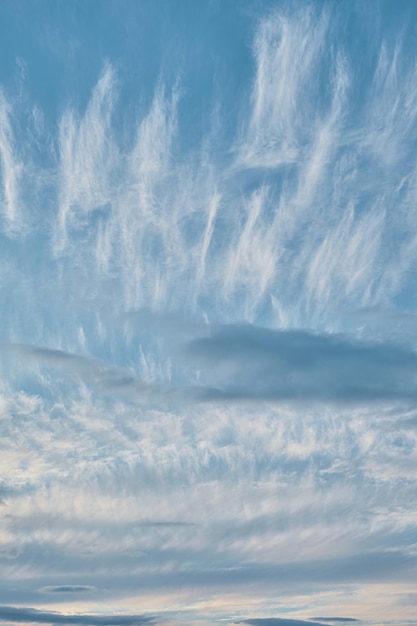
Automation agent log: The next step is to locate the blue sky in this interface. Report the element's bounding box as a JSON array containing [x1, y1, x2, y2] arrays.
[[1, 1, 417, 625]]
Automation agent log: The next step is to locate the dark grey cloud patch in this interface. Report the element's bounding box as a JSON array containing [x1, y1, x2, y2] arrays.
[[183, 323, 417, 404], [40, 585, 96, 593], [3, 343, 136, 385], [6, 325, 417, 407], [134, 520, 196, 528], [236, 617, 323, 626], [0, 343, 160, 400], [0, 607, 157, 625], [311, 617, 359, 623]]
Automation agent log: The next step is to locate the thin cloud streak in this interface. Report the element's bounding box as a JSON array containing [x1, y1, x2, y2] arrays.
[[236, 620, 328, 626], [40, 586, 96, 594], [0, 607, 156, 626], [311, 617, 359, 623]]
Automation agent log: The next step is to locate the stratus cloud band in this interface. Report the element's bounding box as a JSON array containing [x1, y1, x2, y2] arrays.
[[183, 323, 417, 403], [0, 607, 156, 626], [4, 322, 417, 406]]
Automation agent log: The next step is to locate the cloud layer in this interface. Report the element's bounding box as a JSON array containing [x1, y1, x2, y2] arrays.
[[1, 2, 417, 626], [183, 324, 417, 403], [0, 607, 155, 626]]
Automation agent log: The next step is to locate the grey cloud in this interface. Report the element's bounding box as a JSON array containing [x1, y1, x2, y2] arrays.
[[5, 343, 135, 383], [0, 343, 159, 400], [236, 617, 321, 626], [40, 585, 95, 593], [0, 607, 156, 625], [167, 549, 416, 588], [311, 617, 358, 622], [134, 520, 196, 528], [23, 548, 415, 591], [6, 324, 417, 408], [183, 324, 417, 404]]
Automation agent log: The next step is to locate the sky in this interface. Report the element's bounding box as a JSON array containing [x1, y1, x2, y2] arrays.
[[1, 1, 417, 625]]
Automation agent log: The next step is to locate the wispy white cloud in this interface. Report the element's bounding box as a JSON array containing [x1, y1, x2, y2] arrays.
[[55, 64, 117, 255], [238, 7, 330, 170], [0, 90, 22, 233]]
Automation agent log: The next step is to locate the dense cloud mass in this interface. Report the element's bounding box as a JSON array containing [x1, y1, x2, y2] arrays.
[[183, 324, 417, 402], [1, 1, 417, 626]]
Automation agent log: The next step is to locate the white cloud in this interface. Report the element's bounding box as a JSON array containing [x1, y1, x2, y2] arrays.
[[239, 7, 329, 170], [55, 65, 117, 255], [0, 90, 22, 233]]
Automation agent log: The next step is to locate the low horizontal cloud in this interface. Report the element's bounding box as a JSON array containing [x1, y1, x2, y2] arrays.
[[183, 323, 417, 404], [40, 585, 95, 593], [34, 549, 410, 591], [311, 617, 358, 623], [0, 607, 156, 626], [238, 620, 358, 626], [236, 617, 328, 626], [0, 343, 161, 401], [5, 323, 417, 408], [134, 520, 196, 527]]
